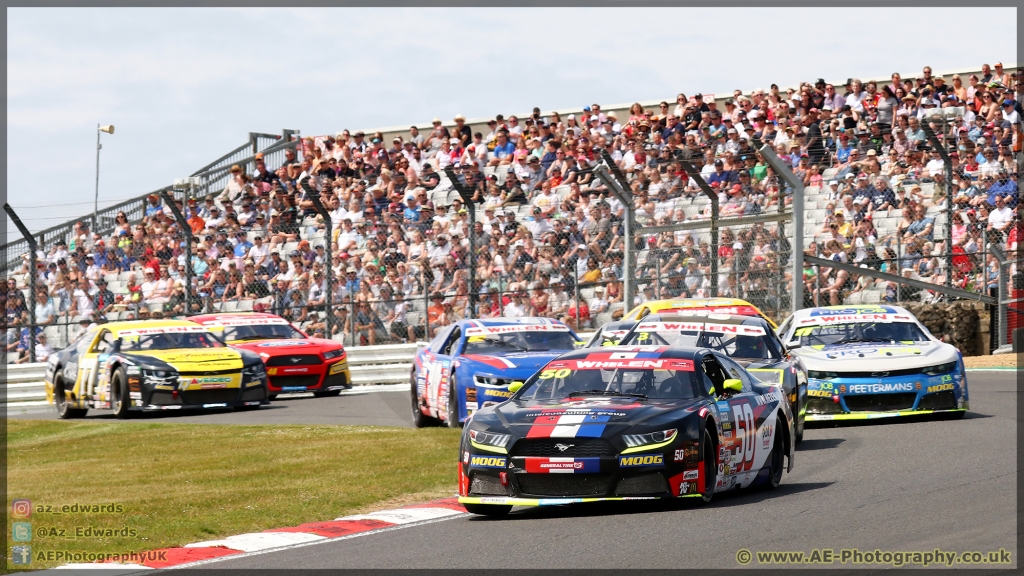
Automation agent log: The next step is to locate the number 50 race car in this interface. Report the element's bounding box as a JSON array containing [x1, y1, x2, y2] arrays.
[[44, 320, 267, 419], [777, 305, 968, 421], [412, 318, 582, 428], [458, 346, 794, 516], [190, 313, 350, 399]]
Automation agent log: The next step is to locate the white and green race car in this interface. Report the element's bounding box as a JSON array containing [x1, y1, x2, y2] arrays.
[[777, 305, 968, 421]]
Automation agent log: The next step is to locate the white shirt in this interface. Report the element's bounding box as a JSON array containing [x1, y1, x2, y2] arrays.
[[988, 206, 1013, 229], [248, 243, 270, 266], [925, 158, 945, 177], [73, 288, 95, 315]]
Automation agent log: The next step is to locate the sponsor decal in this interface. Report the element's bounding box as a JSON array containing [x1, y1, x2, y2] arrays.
[[761, 425, 773, 449], [755, 391, 783, 406], [126, 366, 141, 375], [329, 362, 347, 375], [847, 382, 916, 394], [618, 454, 664, 467], [462, 451, 470, 464], [464, 324, 570, 335], [482, 389, 513, 399], [256, 341, 310, 347], [809, 305, 897, 316], [524, 457, 600, 474], [724, 429, 733, 438], [129, 392, 142, 400], [674, 449, 687, 462], [661, 304, 762, 317], [807, 389, 833, 397], [128, 377, 141, 391], [526, 410, 615, 438], [635, 322, 767, 336], [469, 456, 507, 468], [927, 383, 954, 393], [202, 403, 228, 408], [680, 481, 689, 494], [281, 386, 307, 391], [154, 384, 175, 391], [117, 326, 210, 336], [797, 313, 911, 326], [465, 388, 477, 403], [722, 422, 732, 430], [282, 368, 309, 374], [201, 316, 291, 327], [683, 470, 699, 481]]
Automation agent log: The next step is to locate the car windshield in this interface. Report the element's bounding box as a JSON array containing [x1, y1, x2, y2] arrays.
[[623, 321, 781, 360], [792, 321, 929, 347], [221, 324, 304, 341], [120, 332, 225, 351], [463, 331, 578, 354], [518, 360, 699, 401]]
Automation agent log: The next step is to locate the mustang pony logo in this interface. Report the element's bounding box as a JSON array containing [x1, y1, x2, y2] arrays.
[[554, 443, 574, 452]]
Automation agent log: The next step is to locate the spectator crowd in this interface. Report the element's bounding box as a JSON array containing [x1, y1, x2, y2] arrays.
[[4, 61, 1021, 360]]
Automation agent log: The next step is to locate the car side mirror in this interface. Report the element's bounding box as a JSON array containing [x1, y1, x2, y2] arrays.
[[507, 381, 524, 394], [574, 341, 586, 349], [722, 379, 743, 394], [786, 341, 801, 350]]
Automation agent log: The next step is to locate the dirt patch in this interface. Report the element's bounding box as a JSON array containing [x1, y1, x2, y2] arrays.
[[963, 354, 1020, 368]]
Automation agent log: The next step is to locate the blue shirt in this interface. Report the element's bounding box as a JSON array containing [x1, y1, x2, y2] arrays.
[[404, 207, 420, 223], [234, 241, 253, 258], [493, 142, 515, 159], [988, 180, 1018, 207], [836, 144, 853, 163], [145, 203, 163, 218]]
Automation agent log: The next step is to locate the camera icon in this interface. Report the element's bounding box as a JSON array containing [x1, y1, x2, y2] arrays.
[[11, 499, 31, 519]]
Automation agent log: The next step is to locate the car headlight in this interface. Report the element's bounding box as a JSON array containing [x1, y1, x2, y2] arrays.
[[322, 349, 345, 361], [469, 429, 511, 451], [473, 375, 512, 388], [622, 428, 677, 449], [142, 369, 176, 379], [922, 361, 957, 376], [808, 370, 838, 380]]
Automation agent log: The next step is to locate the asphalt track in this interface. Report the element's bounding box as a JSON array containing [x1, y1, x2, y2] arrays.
[[173, 371, 1015, 569]]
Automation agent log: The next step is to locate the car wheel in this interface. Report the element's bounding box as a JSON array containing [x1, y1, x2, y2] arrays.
[[55, 375, 87, 419], [462, 503, 512, 517], [698, 428, 716, 504], [411, 370, 433, 428], [110, 366, 132, 419], [446, 373, 462, 428], [764, 420, 785, 489]]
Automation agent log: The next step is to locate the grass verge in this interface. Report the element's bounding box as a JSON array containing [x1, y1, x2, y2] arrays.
[[7, 420, 460, 568]]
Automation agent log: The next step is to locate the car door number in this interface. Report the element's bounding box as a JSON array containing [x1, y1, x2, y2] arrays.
[[425, 361, 446, 417], [731, 403, 755, 473]]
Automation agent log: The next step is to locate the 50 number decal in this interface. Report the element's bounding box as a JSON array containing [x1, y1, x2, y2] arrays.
[[731, 403, 755, 473], [539, 368, 572, 379]]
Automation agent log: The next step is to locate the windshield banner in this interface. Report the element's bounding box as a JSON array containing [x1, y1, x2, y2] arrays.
[[635, 322, 766, 335], [545, 358, 695, 371], [118, 326, 211, 337], [797, 313, 913, 327], [197, 316, 291, 327], [465, 324, 570, 335]]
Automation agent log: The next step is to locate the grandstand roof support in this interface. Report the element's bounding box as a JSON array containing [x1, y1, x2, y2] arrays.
[[678, 161, 719, 297], [299, 176, 334, 338], [758, 146, 804, 316], [4, 203, 37, 362], [160, 191, 194, 310]]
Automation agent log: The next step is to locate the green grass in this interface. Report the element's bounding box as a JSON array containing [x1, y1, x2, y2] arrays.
[[6, 420, 461, 568]]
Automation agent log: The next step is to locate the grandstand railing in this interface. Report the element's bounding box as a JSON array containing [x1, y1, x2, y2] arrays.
[[1, 130, 301, 275]]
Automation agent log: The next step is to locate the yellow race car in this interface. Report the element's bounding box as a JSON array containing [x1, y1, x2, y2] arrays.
[[621, 298, 778, 329], [44, 320, 268, 419]]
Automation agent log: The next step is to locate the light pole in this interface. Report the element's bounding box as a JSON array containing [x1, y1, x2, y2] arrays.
[[94, 124, 115, 230]]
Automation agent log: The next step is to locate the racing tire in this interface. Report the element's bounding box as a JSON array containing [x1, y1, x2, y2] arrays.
[[411, 371, 434, 428], [698, 428, 716, 504], [446, 373, 462, 428], [763, 419, 785, 490], [462, 503, 512, 517], [54, 374, 87, 419], [110, 366, 132, 419]]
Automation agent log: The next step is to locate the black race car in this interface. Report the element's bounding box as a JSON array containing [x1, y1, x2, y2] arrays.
[[458, 345, 795, 516], [618, 312, 807, 443]]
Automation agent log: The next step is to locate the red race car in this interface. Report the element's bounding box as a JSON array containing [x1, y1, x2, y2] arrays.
[[190, 312, 351, 399]]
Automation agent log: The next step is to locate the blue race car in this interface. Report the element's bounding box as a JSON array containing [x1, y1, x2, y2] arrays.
[[411, 318, 582, 427]]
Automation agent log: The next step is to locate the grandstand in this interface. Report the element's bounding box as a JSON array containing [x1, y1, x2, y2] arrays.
[[3, 61, 1020, 361]]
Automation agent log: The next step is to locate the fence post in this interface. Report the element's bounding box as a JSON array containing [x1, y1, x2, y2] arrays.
[[757, 146, 803, 315], [574, 265, 581, 329], [5, 204, 38, 363], [350, 291, 357, 348], [991, 245, 1008, 350], [422, 268, 429, 339], [679, 161, 719, 297]]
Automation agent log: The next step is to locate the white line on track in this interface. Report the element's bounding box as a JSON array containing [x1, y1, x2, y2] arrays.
[[164, 512, 469, 570]]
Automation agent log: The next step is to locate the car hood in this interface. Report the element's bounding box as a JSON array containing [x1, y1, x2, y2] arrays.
[[230, 338, 339, 354], [459, 351, 570, 377], [491, 395, 701, 434], [122, 348, 245, 372], [793, 340, 958, 371]]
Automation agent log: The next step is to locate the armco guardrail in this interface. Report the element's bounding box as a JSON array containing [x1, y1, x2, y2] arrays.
[[3, 333, 596, 409]]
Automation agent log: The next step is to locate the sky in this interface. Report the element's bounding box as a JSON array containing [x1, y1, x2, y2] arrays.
[[5, 7, 1018, 243]]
